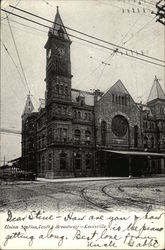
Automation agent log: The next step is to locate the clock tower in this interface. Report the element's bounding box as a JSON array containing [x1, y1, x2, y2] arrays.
[[45, 7, 72, 107]]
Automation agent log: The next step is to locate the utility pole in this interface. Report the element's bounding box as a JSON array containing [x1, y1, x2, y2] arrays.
[[152, 0, 165, 25]]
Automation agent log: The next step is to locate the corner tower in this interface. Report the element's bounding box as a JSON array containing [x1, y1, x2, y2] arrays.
[[43, 8, 73, 178], [45, 7, 72, 106], [147, 76, 165, 118]]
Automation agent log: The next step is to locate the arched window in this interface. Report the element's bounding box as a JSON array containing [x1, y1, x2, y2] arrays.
[[48, 128, 53, 144], [134, 125, 138, 147], [41, 156, 45, 172], [75, 153, 81, 169], [48, 153, 52, 170], [78, 111, 81, 119], [74, 110, 77, 118], [151, 136, 154, 148], [56, 84, 59, 94], [119, 96, 121, 104], [63, 128, 67, 142], [144, 136, 148, 149], [116, 95, 118, 104], [57, 128, 62, 141], [122, 96, 124, 105], [65, 86, 68, 95], [60, 152, 67, 169], [84, 112, 87, 120], [124, 96, 127, 105], [85, 130, 91, 144], [101, 121, 107, 146], [85, 153, 92, 169], [29, 137, 34, 151], [74, 129, 81, 143]]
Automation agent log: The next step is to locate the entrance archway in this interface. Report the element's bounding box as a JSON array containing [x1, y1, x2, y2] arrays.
[[105, 153, 129, 177]]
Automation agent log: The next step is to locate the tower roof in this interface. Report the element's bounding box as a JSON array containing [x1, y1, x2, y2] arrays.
[[147, 76, 165, 103], [22, 95, 34, 115], [49, 6, 70, 41]]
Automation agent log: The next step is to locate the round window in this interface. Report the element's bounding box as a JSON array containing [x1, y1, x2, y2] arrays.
[[111, 115, 128, 137]]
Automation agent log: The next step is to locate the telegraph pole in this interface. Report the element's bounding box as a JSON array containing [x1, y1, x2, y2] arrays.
[[152, 0, 165, 25]]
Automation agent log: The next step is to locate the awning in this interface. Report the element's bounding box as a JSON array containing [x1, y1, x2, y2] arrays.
[[103, 150, 165, 157]]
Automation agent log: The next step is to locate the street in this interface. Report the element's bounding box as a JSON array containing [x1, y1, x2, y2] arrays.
[[0, 177, 164, 213]]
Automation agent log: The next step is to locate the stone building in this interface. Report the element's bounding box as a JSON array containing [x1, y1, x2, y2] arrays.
[[21, 8, 165, 178]]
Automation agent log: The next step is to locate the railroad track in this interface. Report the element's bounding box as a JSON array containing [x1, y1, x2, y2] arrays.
[[81, 181, 165, 212], [0, 179, 164, 212], [102, 183, 164, 209]]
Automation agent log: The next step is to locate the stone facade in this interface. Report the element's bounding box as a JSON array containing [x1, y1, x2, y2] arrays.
[[21, 9, 165, 178]]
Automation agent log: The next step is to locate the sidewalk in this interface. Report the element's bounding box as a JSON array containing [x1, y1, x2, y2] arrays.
[[0, 176, 130, 185], [1, 176, 164, 185], [37, 176, 130, 183]]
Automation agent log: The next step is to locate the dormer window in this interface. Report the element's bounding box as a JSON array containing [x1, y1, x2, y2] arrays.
[[76, 95, 85, 106], [58, 27, 64, 38]]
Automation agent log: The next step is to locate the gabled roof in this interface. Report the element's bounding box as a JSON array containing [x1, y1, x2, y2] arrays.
[[109, 79, 130, 94], [22, 95, 34, 115], [147, 76, 165, 103], [100, 79, 132, 101], [49, 7, 70, 41]]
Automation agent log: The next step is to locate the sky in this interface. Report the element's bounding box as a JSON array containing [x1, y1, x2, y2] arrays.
[[0, 0, 164, 165]]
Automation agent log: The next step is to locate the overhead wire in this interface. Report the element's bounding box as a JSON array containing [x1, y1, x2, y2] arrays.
[[104, 0, 154, 17], [74, 63, 103, 89], [6, 14, 31, 94], [122, 16, 156, 45], [8, 5, 164, 64], [5, 15, 40, 105], [1, 17, 47, 35], [121, 0, 155, 12], [98, 16, 141, 68], [139, 0, 156, 7], [87, 15, 147, 91], [0, 38, 28, 92], [0, 8, 164, 68], [94, 64, 107, 90], [1, 58, 24, 106], [1, 17, 112, 92], [1, 18, 116, 55]]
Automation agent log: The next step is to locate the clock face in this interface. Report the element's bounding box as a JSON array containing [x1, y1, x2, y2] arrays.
[[111, 115, 128, 137], [55, 45, 66, 57]]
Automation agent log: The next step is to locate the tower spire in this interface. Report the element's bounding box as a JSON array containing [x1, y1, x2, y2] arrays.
[[147, 76, 165, 103], [22, 94, 34, 115], [49, 7, 70, 41]]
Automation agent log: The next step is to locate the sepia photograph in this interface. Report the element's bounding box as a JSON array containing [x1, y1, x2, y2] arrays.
[[0, 0, 165, 249]]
